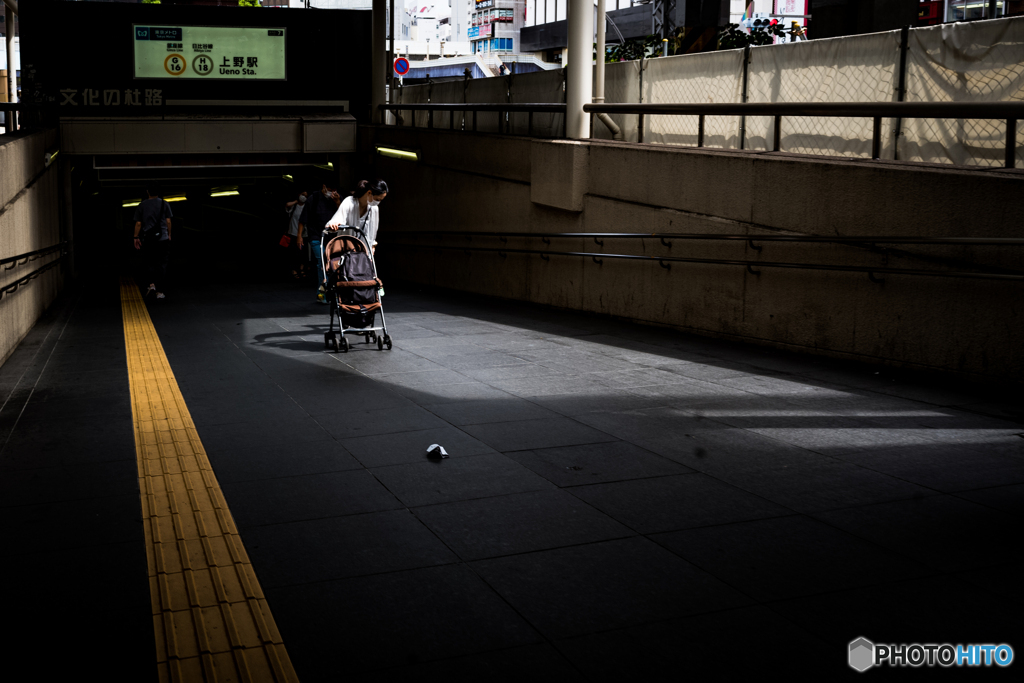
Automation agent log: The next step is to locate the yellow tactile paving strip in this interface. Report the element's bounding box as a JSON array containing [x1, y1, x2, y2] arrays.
[[120, 277, 300, 683]]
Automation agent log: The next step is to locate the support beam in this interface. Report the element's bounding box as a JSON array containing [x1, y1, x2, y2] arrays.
[[594, 1, 622, 140], [595, 1, 606, 104], [565, 0, 594, 139], [5, 3, 15, 105], [388, 0, 395, 109], [371, 0, 386, 124]]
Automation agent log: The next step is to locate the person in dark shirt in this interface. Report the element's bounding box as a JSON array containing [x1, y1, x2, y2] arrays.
[[132, 189, 173, 299], [299, 181, 342, 304]]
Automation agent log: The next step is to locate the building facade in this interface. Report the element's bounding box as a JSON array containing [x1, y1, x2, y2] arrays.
[[469, 0, 525, 54], [451, 0, 474, 42]]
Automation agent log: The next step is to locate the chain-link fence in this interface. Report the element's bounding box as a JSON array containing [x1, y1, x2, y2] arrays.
[[902, 17, 1024, 167], [746, 30, 901, 159], [389, 16, 1024, 166], [643, 50, 745, 148]]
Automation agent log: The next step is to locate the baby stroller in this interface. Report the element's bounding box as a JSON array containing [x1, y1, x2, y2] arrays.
[[321, 225, 393, 353]]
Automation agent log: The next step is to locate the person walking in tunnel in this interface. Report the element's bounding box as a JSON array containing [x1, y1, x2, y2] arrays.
[[132, 188, 173, 300], [283, 190, 309, 280], [326, 179, 389, 254], [299, 181, 342, 304]]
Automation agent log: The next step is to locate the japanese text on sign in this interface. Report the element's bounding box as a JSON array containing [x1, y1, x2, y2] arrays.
[[60, 89, 162, 107], [133, 25, 286, 80]]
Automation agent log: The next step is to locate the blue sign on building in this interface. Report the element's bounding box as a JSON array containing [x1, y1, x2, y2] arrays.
[[468, 26, 479, 38]]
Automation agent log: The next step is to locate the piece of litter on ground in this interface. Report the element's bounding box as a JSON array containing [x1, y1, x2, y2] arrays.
[[426, 444, 449, 458]]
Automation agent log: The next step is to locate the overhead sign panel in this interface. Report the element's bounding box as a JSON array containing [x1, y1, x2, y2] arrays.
[[133, 25, 286, 80]]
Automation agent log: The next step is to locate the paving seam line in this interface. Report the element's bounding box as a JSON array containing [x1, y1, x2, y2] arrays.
[[120, 277, 300, 683]]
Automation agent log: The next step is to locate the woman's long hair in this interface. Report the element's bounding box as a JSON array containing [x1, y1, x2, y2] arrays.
[[352, 179, 389, 197]]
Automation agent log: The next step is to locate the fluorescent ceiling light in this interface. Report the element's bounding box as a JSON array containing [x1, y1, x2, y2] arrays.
[[164, 195, 187, 202], [283, 174, 294, 181], [376, 146, 419, 162], [123, 200, 141, 207], [210, 190, 240, 197]]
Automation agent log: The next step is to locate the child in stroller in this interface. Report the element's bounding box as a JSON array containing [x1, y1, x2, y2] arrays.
[[321, 226, 393, 353]]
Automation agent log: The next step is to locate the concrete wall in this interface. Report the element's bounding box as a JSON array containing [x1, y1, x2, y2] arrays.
[[0, 128, 63, 368], [364, 125, 1024, 383]]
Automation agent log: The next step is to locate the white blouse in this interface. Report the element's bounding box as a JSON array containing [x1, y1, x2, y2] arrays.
[[326, 196, 379, 245]]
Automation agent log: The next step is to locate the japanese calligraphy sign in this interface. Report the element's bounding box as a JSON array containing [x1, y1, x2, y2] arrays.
[[133, 25, 286, 81]]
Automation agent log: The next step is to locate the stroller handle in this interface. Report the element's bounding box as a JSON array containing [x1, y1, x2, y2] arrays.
[[322, 224, 368, 241]]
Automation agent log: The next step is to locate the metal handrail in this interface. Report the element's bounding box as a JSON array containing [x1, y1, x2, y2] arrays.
[[0, 242, 67, 269], [379, 103, 566, 136], [584, 102, 1024, 118], [382, 103, 566, 112], [388, 243, 1023, 282], [378, 101, 1021, 166], [0, 255, 65, 301], [583, 101, 1022, 167], [387, 231, 1024, 246]]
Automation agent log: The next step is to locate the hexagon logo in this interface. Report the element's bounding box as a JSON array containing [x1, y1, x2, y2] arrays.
[[849, 637, 875, 672]]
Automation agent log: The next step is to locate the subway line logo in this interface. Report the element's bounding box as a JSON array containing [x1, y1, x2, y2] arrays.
[[849, 637, 1014, 671]]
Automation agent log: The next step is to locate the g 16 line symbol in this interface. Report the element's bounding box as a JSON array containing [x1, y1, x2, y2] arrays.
[[164, 54, 187, 76]]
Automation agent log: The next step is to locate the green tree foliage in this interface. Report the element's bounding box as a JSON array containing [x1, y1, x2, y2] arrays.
[[238, 0, 262, 6], [599, 22, 789, 63], [142, 0, 161, 4], [605, 34, 662, 62], [716, 23, 786, 49]]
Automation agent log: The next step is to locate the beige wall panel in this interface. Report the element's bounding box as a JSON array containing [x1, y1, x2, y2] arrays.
[[185, 123, 254, 152], [364, 126, 1022, 383], [60, 122, 117, 154], [364, 126, 531, 184], [0, 129, 64, 369], [252, 123, 302, 152], [114, 122, 187, 153], [304, 122, 357, 153]]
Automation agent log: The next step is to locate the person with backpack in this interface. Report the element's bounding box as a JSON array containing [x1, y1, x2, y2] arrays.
[[132, 188, 173, 299], [298, 180, 343, 304]]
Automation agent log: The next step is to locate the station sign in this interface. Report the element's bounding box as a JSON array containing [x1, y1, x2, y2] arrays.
[[133, 25, 287, 80]]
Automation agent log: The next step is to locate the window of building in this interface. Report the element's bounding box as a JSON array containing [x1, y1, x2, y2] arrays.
[[945, 0, 1008, 21]]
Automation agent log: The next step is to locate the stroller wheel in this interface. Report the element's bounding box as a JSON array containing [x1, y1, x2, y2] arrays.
[[340, 337, 350, 353], [377, 336, 384, 350], [384, 335, 393, 351], [365, 334, 371, 344], [330, 337, 339, 353]]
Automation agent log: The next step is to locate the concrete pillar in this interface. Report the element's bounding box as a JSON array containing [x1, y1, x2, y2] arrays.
[[565, 0, 593, 139], [388, 0, 395, 105], [371, 0, 386, 124], [5, 3, 15, 105], [595, 0, 605, 104]]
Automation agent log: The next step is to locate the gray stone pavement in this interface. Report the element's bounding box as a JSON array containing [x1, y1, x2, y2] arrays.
[[154, 281, 1024, 679], [2, 280, 1022, 678]]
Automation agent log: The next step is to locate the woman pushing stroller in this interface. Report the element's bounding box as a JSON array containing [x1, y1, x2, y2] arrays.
[[326, 179, 388, 250], [320, 178, 393, 353]]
